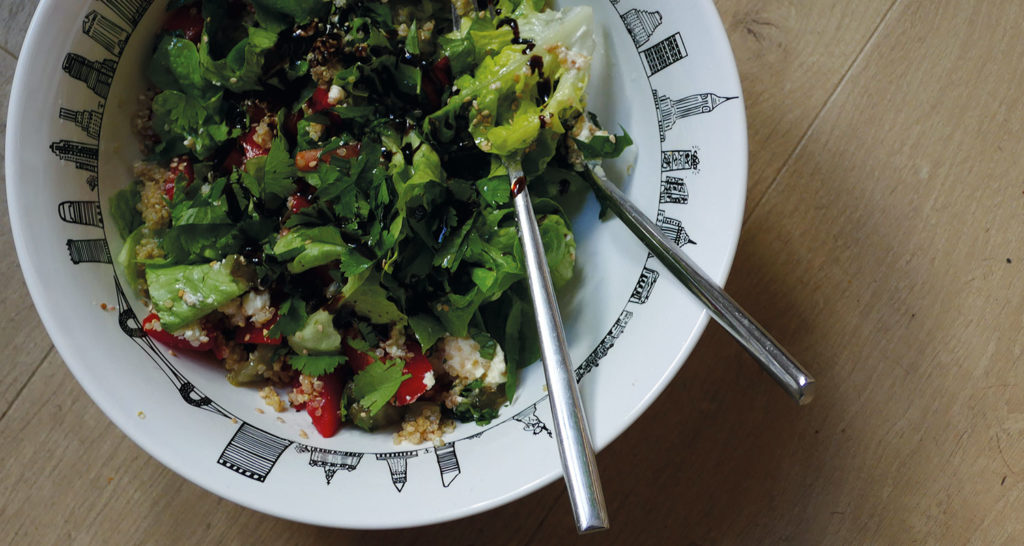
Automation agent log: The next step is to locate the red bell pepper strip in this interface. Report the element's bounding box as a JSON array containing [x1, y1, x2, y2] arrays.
[[393, 342, 434, 406], [307, 373, 343, 438], [163, 155, 194, 200]]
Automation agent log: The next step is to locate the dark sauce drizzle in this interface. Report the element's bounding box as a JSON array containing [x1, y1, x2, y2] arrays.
[[510, 176, 527, 198]]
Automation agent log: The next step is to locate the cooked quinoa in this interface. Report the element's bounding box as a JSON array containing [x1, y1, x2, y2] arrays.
[[394, 403, 456, 446]]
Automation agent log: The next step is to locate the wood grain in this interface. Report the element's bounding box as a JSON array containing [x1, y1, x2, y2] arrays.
[[712, 0, 899, 218], [0, 0, 34, 57], [3, 0, 1024, 543], [0, 47, 55, 417]]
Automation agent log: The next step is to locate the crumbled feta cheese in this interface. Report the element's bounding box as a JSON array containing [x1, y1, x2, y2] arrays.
[[173, 322, 210, 347], [327, 85, 347, 105], [441, 336, 507, 386], [180, 290, 200, 307], [218, 298, 247, 327], [242, 290, 274, 326], [383, 325, 411, 359]]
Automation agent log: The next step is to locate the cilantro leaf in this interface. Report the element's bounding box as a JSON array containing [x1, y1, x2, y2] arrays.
[[268, 297, 308, 338], [352, 359, 410, 415], [288, 354, 347, 377]]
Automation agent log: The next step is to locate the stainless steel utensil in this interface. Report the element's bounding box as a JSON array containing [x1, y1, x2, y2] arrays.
[[506, 157, 610, 533], [583, 164, 815, 404]]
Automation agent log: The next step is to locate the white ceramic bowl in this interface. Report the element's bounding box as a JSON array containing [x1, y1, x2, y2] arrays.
[[7, 0, 746, 529]]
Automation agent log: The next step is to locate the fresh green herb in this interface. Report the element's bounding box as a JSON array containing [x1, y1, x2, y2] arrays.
[[288, 354, 347, 376], [352, 359, 411, 415]]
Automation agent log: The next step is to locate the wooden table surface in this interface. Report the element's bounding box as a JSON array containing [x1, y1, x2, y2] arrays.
[[3, 0, 1024, 543]]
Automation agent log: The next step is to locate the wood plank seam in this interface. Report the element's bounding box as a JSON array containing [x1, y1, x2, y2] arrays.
[[741, 0, 902, 226], [0, 345, 53, 424]]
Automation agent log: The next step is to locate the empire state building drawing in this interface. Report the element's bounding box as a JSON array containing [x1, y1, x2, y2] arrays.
[[653, 90, 736, 141], [83, 10, 129, 57], [621, 9, 663, 48], [62, 53, 116, 99], [59, 107, 102, 140]]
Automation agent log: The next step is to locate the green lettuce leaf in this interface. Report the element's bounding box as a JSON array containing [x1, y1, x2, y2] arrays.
[[146, 259, 249, 331], [287, 309, 342, 355]]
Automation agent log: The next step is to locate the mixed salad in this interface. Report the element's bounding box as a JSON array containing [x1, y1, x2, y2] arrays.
[[111, 0, 629, 443]]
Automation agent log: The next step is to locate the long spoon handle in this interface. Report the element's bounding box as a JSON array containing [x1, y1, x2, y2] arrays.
[[508, 159, 610, 533], [583, 165, 815, 404]]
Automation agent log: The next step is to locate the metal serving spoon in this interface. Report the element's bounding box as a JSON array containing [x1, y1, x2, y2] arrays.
[[449, 6, 610, 534], [583, 164, 815, 405], [506, 156, 610, 533]]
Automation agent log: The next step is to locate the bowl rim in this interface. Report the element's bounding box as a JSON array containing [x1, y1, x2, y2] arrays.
[[6, 0, 747, 529]]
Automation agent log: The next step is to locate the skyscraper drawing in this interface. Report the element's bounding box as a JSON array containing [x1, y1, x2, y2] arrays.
[[630, 266, 660, 304], [50, 140, 99, 173], [656, 210, 694, 246], [58, 200, 103, 228], [100, 0, 151, 27], [62, 53, 116, 99], [661, 149, 700, 172], [66, 239, 111, 264], [654, 90, 736, 141], [59, 107, 102, 140], [640, 32, 687, 76], [575, 310, 633, 381], [660, 176, 689, 204], [621, 9, 663, 48], [83, 10, 129, 57]]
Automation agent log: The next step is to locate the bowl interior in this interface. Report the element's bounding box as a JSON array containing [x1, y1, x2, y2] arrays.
[[7, 0, 746, 528]]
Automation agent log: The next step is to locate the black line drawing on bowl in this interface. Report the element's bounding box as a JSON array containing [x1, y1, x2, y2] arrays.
[[620, 8, 663, 48], [574, 310, 634, 381], [83, 10, 129, 57], [661, 149, 700, 172], [660, 176, 689, 204], [67, 239, 111, 264], [640, 32, 686, 77], [51, 139, 99, 173], [62, 53, 116, 99], [656, 210, 696, 247], [112, 276, 235, 417], [629, 266, 660, 304], [435, 443, 461, 487], [59, 107, 103, 141], [294, 444, 364, 485], [101, 0, 151, 27], [377, 451, 419, 492], [86, 175, 99, 192], [114, 275, 146, 338], [219, 422, 294, 483], [654, 90, 736, 142], [58, 200, 103, 228], [513, 404, 553, 437]]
